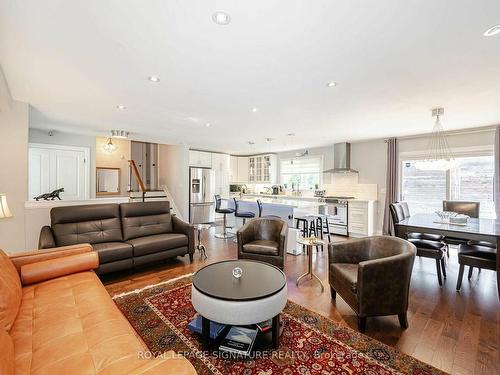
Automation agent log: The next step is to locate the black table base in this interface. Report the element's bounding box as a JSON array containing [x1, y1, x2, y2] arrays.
[[200, 314, 281, 353]]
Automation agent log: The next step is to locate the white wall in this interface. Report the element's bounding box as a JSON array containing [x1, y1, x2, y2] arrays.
[[29, 127, 97, 198], [0, 68, 29, 252], [158, 144, 190, 220], [350, 139, 388, 233]]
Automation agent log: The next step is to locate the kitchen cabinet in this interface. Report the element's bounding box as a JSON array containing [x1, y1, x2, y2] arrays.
[[230, 156, 238, 182], [248, 154, 277, 183], [229, 156, 250, 183], [189, 150, 212, 167], [211, 153, 231, 198], [348, 200, 377, 237]]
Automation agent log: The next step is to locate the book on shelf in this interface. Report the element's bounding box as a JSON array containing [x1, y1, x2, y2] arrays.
[[187, 315, 226, 340], [219, 326, 258, 356], [256, 319, 272, 332]]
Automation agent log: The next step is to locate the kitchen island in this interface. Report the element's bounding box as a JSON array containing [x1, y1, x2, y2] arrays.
[[221, 195, 326, 256], [223, 195, 325, 227]]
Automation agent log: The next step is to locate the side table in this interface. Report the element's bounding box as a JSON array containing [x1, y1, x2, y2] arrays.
[[296, 237, 326, 292], [195, 224, 211, 259]]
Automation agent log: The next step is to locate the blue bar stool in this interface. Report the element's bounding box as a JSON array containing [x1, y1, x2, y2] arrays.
[[214, 195, 235, 239], [257, 199, 281, 219]]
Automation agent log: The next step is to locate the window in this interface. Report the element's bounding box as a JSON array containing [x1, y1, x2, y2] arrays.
[[401, 153, 495, 218], [280, 157, 322, 190]]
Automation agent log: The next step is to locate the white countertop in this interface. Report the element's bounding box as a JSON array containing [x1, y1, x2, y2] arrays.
[[243, 197, 325, 209], [242, 193, 320, 202], [241, 193, 375, 203]]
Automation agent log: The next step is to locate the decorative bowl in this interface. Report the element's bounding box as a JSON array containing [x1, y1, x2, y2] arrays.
[[449, 214, 469, 224], [435, 211, 458, 222]]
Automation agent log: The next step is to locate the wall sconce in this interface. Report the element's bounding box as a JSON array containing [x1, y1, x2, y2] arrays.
[[103, 137, 117, 153], [0, 193, 13, 219]]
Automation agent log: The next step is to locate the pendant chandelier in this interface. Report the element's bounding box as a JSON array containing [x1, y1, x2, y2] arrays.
[[103, 137, 117, 153], [415, 108, 456, 171]]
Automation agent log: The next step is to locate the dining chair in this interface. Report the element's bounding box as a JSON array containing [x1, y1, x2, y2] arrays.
[[442, 200, 480, 218], [390, 202, 447, 286], [442, 200, 494, 277], [456, 242, 497, 291]]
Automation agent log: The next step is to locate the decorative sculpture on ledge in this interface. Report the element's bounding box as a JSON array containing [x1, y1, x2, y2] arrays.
[[34, 188, 64, 201]]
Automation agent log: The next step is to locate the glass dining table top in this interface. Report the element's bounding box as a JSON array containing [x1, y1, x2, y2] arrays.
[[397, 213, 500, 237]]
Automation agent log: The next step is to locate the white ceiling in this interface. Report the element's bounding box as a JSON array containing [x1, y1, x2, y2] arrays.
[[1, 0, 500, 154]]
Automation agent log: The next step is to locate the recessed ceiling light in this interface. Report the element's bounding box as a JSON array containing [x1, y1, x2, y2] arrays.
[[252, 107, 258, 112], [326, 82, 337, 87], [116, 105, 126, 110], [212, 11, 231, 26], [148, 76, 160, 82], [205, 122, 211, 127], [484, 24, 500, 36]]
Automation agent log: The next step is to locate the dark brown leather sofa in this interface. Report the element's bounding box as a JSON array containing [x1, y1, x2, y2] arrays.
[[38, 201, 195, 275], [328, 236, 416, 332], [237, 217, 287, 269]]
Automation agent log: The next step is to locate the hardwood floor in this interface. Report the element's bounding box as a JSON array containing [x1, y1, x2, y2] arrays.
[[103, 229, 500, 375]]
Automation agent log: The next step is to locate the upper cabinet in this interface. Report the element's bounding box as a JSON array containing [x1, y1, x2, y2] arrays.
[[212, 153, 231, 197], [189, 150, 212, 168], [193, 151, 277, 184], [237, 157, 249, 182], [229, 156, 250, 183], [248, 154, 277, 183]]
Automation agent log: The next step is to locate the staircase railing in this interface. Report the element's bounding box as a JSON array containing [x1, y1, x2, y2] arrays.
[[129, 160, 146, 192], [128, 161, 180, 218]]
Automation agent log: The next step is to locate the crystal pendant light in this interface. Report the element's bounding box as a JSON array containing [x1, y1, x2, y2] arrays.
[[415, 108, 456, 171], [103, 137, 117, 153]]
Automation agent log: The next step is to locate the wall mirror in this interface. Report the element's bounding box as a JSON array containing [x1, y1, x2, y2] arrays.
[[96, 167, 120, 195]]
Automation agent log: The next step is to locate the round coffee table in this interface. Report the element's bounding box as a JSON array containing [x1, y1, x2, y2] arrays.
[[191, 260, 287, 350]]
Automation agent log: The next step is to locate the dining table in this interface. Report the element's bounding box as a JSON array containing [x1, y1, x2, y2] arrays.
[[394, 213, 500, 299]]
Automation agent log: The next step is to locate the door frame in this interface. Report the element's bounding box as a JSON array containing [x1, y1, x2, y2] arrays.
[[28, 143, 91, 200]]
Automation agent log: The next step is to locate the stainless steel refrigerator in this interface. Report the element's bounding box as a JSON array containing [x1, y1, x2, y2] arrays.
[[189, 167, 215, 224]]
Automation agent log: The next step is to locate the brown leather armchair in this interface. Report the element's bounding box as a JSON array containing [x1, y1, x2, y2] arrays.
[[328, 236, 416, 332], [237, 217, 288, 269]]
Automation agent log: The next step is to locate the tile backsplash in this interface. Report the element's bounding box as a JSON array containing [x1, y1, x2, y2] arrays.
[[323, 174, 378, 200]]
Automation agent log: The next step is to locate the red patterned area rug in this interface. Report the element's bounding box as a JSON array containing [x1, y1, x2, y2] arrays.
[[113, 275, 446, 375]]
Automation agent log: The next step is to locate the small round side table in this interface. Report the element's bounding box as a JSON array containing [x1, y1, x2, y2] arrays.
[[195, 224, 211, 259], [296, 237, 326, 292]]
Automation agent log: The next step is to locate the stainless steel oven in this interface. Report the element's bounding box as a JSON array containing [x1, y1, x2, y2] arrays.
[[319, 197, 353, 236]]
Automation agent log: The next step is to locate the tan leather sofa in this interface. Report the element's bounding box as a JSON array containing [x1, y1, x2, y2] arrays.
[[0, 244, 196, 375]]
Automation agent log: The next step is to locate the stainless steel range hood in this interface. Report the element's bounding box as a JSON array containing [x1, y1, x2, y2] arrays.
[[323, 142, 358, 174]]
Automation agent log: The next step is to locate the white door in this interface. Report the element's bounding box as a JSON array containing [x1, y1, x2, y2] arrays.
[[29, 144, 89, 201]]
